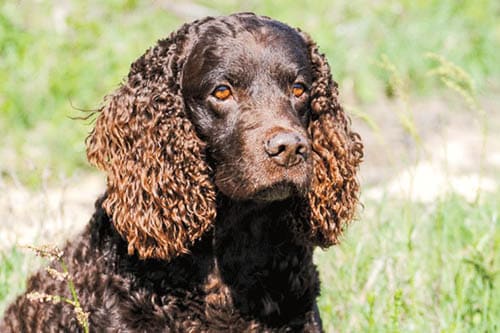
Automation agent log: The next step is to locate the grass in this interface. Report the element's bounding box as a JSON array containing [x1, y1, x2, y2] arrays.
[[1, 1, 183, 185], [0, 248, 38, 315], [316, 192, 500, 332], [25, 245, 90, 332]]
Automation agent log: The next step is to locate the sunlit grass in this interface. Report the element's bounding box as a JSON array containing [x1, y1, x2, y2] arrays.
[[0, 248, 37, 315], [317, 193, 500, 332]]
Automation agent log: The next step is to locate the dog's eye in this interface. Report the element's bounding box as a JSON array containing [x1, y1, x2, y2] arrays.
[[292, 83, 306, 98], [213, 85, 232, 100]]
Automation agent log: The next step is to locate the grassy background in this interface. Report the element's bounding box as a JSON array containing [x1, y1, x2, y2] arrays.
[[2, 0, 499, 183], [1, 0, 499, 331]]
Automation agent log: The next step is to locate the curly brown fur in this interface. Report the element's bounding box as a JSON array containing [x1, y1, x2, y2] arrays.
[[85, 20, 217, 260], [1, 13, 362, 332], [303, 32, 364, 246]]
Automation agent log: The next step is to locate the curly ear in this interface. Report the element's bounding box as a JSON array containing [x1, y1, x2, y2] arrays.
[[300, 32, 363, 247], [85, 28, 216, 260]]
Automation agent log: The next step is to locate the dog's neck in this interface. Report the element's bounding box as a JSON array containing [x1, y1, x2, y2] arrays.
[[212, 196, 319, 326]]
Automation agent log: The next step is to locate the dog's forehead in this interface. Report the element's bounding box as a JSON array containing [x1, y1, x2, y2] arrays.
[[182, 18, 312, 94], [193, 23, 309, 77], [221, 21, 307, 64], [238, 32, 305, 64]]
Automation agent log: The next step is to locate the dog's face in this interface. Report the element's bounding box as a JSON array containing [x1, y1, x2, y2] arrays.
[[182, 20, 313, 201], [87, 13, 363, 260]]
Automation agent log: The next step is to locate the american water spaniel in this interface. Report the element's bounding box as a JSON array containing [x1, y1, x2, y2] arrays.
[[1, 13, 363, 332]]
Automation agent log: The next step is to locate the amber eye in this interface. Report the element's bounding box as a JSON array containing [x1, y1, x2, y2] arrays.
[[213, 85, 232, 100], [292, 83, 306, 97]]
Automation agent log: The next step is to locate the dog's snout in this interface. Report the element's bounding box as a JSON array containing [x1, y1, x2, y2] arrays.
[[264, 132, 309, 167]]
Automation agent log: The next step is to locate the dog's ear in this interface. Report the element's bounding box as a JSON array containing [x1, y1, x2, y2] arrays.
[[86, 27, 216, 260], [299, 32, 363, 247]]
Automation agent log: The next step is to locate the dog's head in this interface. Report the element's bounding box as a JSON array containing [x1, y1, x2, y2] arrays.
[[86, 13, 363, 260]]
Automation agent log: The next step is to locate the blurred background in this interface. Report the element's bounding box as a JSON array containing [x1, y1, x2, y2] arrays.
[[1, 0, 499, 331]]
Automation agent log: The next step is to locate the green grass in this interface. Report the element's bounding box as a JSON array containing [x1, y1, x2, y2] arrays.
[[317, 192, 500, 332], [0, 248, 40, 315]]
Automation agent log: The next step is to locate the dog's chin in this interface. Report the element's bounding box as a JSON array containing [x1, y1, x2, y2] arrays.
[[250, 181, 307, 203], [215, 170, 311, 202]]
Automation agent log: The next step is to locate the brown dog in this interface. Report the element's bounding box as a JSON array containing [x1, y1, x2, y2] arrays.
[[1, 13, 362, 332]]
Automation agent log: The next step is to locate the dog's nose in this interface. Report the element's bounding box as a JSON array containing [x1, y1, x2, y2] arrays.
[[264, 132, 309, 167]]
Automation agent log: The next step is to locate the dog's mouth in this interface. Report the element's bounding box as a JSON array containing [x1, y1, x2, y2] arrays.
[[251, 181, 307, 202], [213, 153, 313, 202]]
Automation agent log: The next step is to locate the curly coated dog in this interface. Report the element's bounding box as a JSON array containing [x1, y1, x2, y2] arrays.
[[1, 13, 363, 332]]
